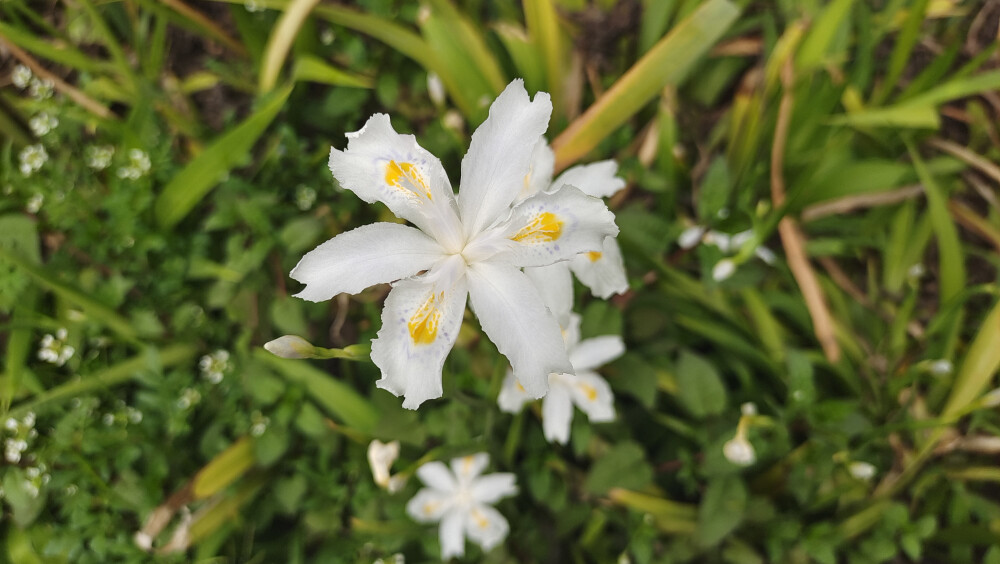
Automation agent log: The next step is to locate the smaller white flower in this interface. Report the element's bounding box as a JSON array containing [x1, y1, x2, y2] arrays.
[[712, 259, 736, 282], [12, 65, 32, 89], [4, 418, 17, 431], [199, 350, 230, 384], [677, 226, 706, 249], [245, 0, 263, 12], [250, 411, 269, 437], [127, 407, 143, 424], [723, 436, 756, 466], [29, 112, 59, 136], [320, 28, 335, 45], [26, 193, 44, 214], [37, 329, 74, 366], [117, 149, 151, 180], [740, 402, 757, 417], [176, 387, 201, 410], [427, 73, 446, 106], [295, 185, 316, 211], [367, 439, 401, 490], [928, 359, 953, 376], [19, 144, 48, 176], [406, 453, 517, 559], [86, 145, 115, 170], [442, 110, 464, 131], [28, 77, 54, 100], [848, 461, 876, 481], [907, 263, 926, 279]]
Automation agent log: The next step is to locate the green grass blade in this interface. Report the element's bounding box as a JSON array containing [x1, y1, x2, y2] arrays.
[[494, 22, 545, 94], [155, 85, 292, 228], [313, 4, 437, 73], [907, 143, 965, 305], [941, 299, 1000, 419], [523, 0, 564, 111], [551, 0, 739, 170], [259, 0, 321, 93], [256, 350, 377, 433], [0, 21, 110, 74], [796, 0, 853, 71], [291, 55, 372, 88]]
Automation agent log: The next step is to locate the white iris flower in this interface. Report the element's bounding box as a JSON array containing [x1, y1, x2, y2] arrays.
[[291, 80, 619, 409], [498, 314, 623, 444], [406, 453, 517, 559], [517, 140, 628, 326]]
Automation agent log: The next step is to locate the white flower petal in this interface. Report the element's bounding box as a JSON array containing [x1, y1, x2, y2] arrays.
[[329, 113, 463, 248], [562, 313, 582, 350], [372, 262, 468, 409], [569, 335, 625, 372], [464, 504, 510, 552], [406, 488, 452, 522], [569, 236, 628, 299], [467, 262, 572, 398], [450, 453, 490, 484], [290, 223, 444, 302], [439, 509, 467, 559], [367, 440, 400, 488], [416, 461, 458, 492], [520, 136, 555, 201], [541, 383, 574, 444], [485, 185, 618, 268], [523, 261, 573, 327], [458, 79, 553, 237], [551, 160, 625, 199], [470, 473, 517, 505], [497, 370, 533, 413], [567, 371, 615, 422]]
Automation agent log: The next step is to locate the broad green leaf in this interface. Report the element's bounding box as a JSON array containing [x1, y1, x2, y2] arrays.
[[830, 103, 939, 129], [584, 442, 653, 495], [494, 23, 545, 93], [796, 0, 853, 71], [155, 85, 291, 228], [256, 350, 377, 432], [675, 351, 727, 418], [193, 437, 256, 498], [941, 299, 1000, 419], [696, 476, 746, 547], [907, 144, 964, 305], [551, 0, 739, 169], [523, 0, 564, 110], [259, 0, 321, 93], [292, 55, 372, 88]]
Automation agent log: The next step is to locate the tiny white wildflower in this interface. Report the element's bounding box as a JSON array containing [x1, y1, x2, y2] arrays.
[[367, 439, 401, 490], [295, 185, 316, 211], [427, 72, 446, 106], [29, 112, 59, 136], [103, 413, 115, 426], [245, 0, 263, 12], [25, 193, 43, 213], [177, 388, 201, 410], [754, 246, 777, 265], [117, 149, 151, 180], [907, 263, 926, 279], [12, 65, 32, 89], [741, 402, 757, 417], [320, 28, 335, 45], [249, 411, 269, 437], [85, 145, 115, 170], [928, 359, 953, 376], [407, 453, 517, 559], [4, 418, 17, 431], [127, 407, 143, 424], [848, 461, 876, 481], [199, 350, 230, 384], [723, 435, 756, 466], [23, 480, 40, 499], [717, 207, 730, 219], [704, 231, 733, 253], [677, 225, 706, 249], [28, 78, 54, 100], [66, 484, 78, 496], [442, 109, 464, 131], [19, 144, 48, 176], [23, 412, 35, 428], [37, 330, 74, 366], [712, 258, 736, 282]]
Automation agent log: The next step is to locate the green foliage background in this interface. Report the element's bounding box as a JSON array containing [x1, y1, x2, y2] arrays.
[[2, 0, 1000, 562]]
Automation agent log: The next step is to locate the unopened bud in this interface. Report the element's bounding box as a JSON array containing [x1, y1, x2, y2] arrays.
[[264, 335, 315, 359]]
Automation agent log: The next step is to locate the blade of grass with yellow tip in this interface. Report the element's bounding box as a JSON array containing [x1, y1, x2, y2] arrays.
[[259, 0, 321, 93], [523, 0, 565, 112], [551, 0, 739, 171]]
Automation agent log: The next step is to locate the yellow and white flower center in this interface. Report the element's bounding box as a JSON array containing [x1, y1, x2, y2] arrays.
[[385, 160, 433, 201]]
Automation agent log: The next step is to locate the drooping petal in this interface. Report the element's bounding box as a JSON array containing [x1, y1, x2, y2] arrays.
[[470, 473, 518, 504], [371, 257, 468, 409], [569, 236, 629, 299], [569, 335, 625, 371], [367, 439, 400, 489], [466, 262, 572, 398], [497, 370, 534, 413], [439, 509, 467, 559], [566, 371, 615, 422], [479, 185, 618, 268], [415, 461, 458, 492], [290, 223, 445, 302], [551, 160, 626, 198], [523, 261, 573, 327], [329, 114, 463, 249], [518, 137, 555, 201], [406, 487, 453, 523], [450, 453, 490, 484], [541, 382, 574, 444], [458, 79, 553, 237], [464, 504, 510, 552]]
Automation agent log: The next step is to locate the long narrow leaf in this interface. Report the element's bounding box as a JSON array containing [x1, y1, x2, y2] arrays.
[[259, 0, 321, 93]]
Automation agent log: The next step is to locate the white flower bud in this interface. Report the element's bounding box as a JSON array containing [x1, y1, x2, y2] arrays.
[[677, 226, 705, 249], [367, 440, 401, 489], [723, 436, 756, 466], [848, 461, 876, 481], [264, 335, 315, 359], [427, 73, 446, 106], [712, 259, 736, 282]]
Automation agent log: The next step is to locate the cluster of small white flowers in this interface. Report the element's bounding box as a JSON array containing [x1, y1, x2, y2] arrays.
[[26, 193, 44, 214], [19, 144, 48, 176], [249, 411, 270, 437], [848, 461, 877, 481], [320, 28, 335, 45], [723, 403, 758, 467], [23, 463, 51, 498], [295, 185, 317, 211], [38, 328, 75, 366], [117, 148, 151, 179], [199, 350, 230, 384], [372, 554, 405, 564], [29, 78, 54, 100], [29, 112, 59, 136], [3, 412, 37, 463], [12, 65, 32, 89], [245, 0, 263, 12], [86, 145, 115, 170], [102, 401, 143, 427], [677, 225, 777, 282], [176, 387, 202, 410]]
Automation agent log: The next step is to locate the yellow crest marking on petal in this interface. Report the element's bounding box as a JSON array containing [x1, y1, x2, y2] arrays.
[[515, 381, 525, 393], [586, 251, 602, 262], [423, 501, 439, 515], [511, 212, 563, 243], [385, 160, 432, 200], [408, 292, 444, 345], [580, 383, 597, 402], [472, 508, 489, 530]]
